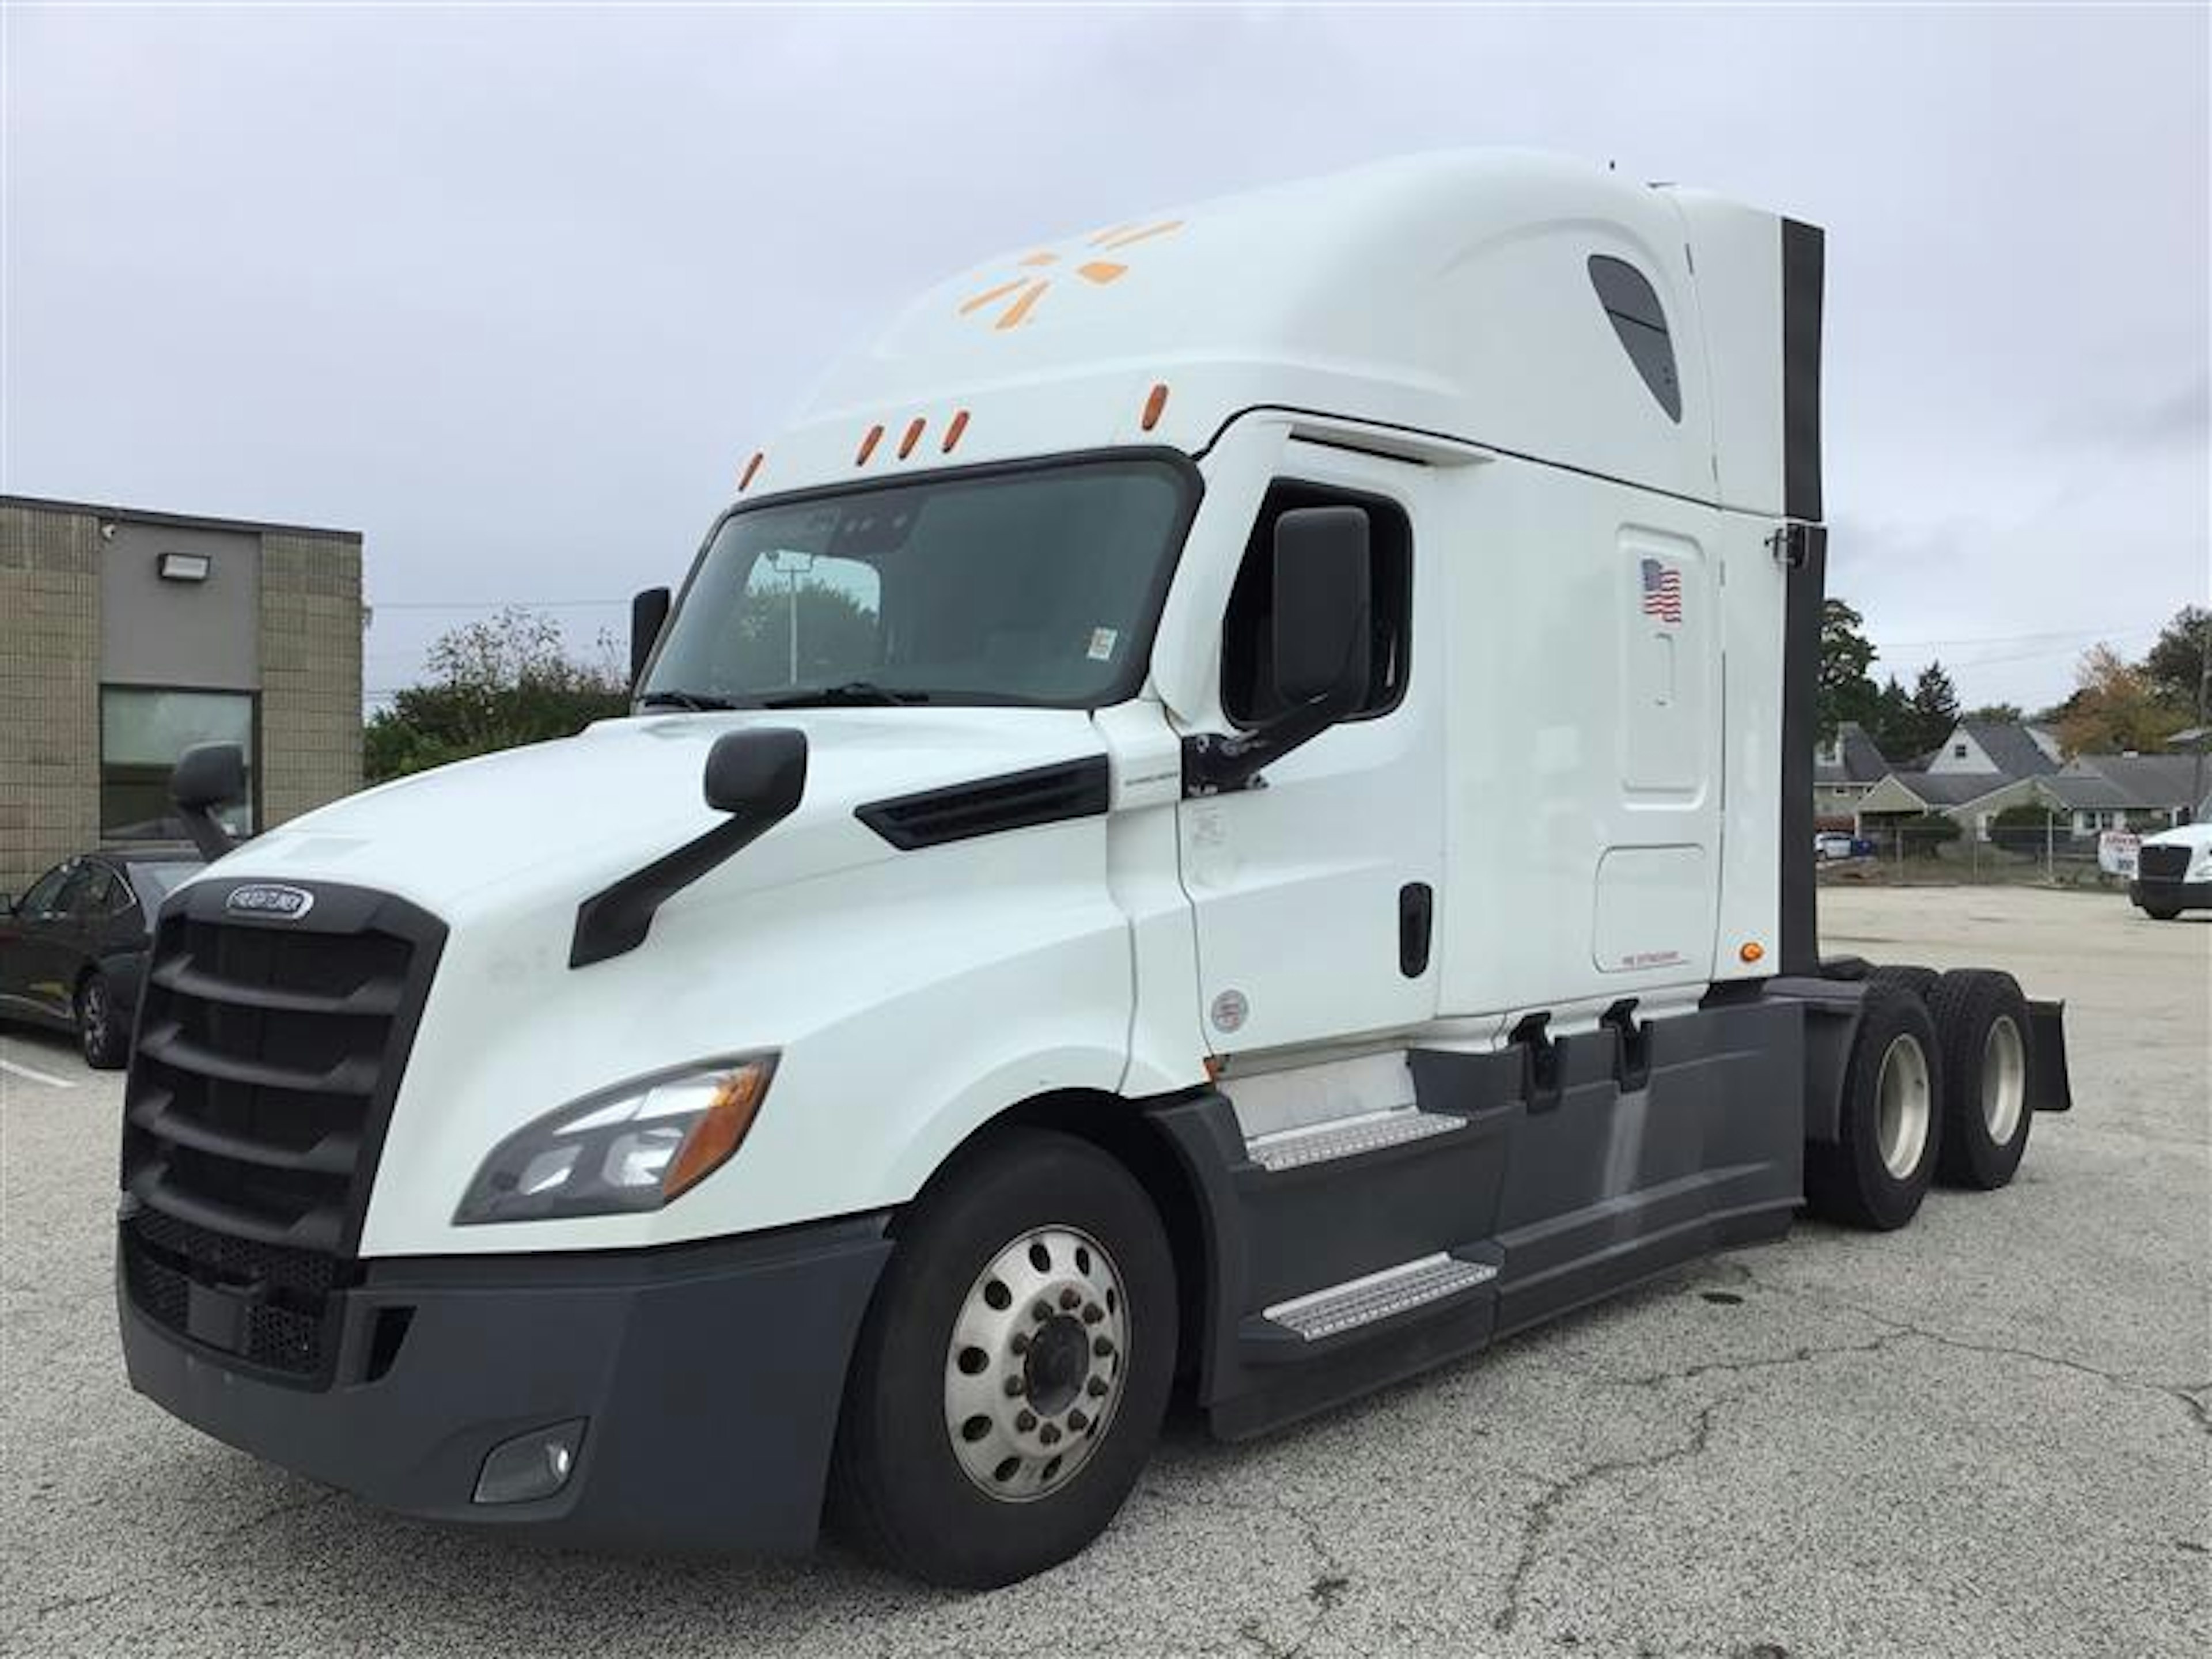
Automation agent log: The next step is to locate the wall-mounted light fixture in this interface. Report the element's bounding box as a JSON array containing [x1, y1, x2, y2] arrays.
[[157, 551, 212, 583]]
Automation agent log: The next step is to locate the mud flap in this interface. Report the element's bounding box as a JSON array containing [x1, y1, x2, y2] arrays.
[[2027, 998, 2073, 1113]]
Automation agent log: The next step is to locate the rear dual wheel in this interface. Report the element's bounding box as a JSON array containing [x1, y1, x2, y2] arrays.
[[1928, 969, 2034, 1190], [830, 1128, 1176, 1589], [1806, 986, 1943, 1230]]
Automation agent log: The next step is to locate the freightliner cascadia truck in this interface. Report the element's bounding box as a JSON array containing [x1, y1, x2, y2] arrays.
[[118, 151, 2073, 1588]]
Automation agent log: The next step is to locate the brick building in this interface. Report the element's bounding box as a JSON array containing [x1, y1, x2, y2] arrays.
[[1, 495, 363, 895]]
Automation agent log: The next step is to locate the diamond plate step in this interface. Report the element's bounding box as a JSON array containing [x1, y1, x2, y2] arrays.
[[1263, 1253, 1498, 1343], [1244, 1108, 1463, 1173]]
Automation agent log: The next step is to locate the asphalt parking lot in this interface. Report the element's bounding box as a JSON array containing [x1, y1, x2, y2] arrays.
[[3, 884, 2206, 1658]]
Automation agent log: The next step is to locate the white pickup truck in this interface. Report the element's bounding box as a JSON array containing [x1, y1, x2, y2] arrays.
[[117, 151, 2071, 1587]]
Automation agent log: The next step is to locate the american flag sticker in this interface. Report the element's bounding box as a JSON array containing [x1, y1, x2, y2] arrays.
[[1640, 558, 1683, 626]]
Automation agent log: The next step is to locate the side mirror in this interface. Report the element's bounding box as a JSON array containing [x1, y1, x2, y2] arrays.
[[1271, 506, 1372, 708], [630, 587, 672, 692], [171, 743, 247, 862], [1184, 507, 1374, 797], [704, 727, 809, 817]]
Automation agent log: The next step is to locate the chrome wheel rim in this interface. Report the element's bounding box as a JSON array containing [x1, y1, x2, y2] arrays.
[[1982, 1015, 2027, 1144], [80, 983, 107, 1059], [944, 1225, 1128, 1503], [1875, 1033, 1932, 1179]]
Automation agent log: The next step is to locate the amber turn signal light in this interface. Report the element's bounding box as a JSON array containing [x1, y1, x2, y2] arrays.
[[662, 1064, 774, 1199]]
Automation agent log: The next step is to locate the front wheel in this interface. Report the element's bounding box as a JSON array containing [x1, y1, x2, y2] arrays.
[[77, 973, 128, 1070], [830, 1128, 1177, 1588], [2141, 906, 2181, 922]]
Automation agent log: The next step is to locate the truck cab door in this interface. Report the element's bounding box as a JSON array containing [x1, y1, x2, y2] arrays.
[[1173, 444, 1444, 1056]]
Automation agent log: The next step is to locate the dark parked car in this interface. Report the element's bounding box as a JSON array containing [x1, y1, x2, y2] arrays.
[[0, 848, 204, 1068]]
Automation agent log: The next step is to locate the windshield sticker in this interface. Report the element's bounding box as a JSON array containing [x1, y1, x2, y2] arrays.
[[1087, 627, 1119, 662]]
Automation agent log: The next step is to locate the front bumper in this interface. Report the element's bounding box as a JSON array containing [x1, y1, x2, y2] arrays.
[[119, 1215, 891, 1553], [2129, 878, 2212, 913]]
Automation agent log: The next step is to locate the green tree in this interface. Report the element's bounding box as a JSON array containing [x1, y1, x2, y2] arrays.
[[1903, 661, 1961, 759], [1963, 702, 2024, 724], [1819, 598, 1880, 743], [365, 608, 629, 783], [1866, 675, 1917, 762], [2141, 604, 2211, 720], [730, 579, 881, 685]]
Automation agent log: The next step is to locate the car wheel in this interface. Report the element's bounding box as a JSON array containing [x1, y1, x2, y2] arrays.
[[1928, 969, 2034, 1190], [2141, 906, 2181, 922], [1805, 986, 1944, 1231], [76, 972, 129, 1070], [830, 1127, 1176, 1588]]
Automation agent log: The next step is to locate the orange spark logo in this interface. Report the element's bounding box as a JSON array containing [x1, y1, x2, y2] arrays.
[[959, 219, 1184, 331]]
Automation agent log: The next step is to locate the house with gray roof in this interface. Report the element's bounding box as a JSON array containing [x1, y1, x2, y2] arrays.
[[1813, 721, 1891, 824], [2034, 753, 2208, 836], [1924, 718, 2063, 780]]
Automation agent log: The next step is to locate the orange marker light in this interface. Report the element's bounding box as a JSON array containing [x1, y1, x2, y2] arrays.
[[1739, 941, 1766, 964], [662, 1065, 773, 1200], [1141, 382, 1169, 431], [738, 451, 764, 492], [942, 409, 970, 453], [855, 424, 884, 466], [897, 416, 926, 460]]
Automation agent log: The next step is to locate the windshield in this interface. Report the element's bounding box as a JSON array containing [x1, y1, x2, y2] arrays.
[[641, 456, 1196, 709], [130, 861, 203, 908]]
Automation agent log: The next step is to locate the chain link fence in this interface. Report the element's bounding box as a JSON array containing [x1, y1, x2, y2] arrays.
[[1817, 820, 2138, 889]]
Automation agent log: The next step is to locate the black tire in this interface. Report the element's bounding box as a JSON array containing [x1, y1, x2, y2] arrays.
[[829, 1128, 1176, 1588], [1927, 969, 2034, 1190], [1804, 986, 1944, 1231], [76, 973, 128, 1070], [2141, 906, 2181, 922], [1868, 964, 1941, 1003]]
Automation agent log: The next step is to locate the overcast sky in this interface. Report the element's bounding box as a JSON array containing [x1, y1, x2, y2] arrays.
[[7, 3, 2207, 713]]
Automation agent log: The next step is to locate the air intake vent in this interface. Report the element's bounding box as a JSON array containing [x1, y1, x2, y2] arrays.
[[857, 757, 1110, 851], [2138, 844, 2191, 881]]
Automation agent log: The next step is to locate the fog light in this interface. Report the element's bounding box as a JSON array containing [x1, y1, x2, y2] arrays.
[[473, 1419, 586, 1505]]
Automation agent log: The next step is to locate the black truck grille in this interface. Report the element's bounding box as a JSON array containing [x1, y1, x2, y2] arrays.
[[2138, 844, 2191, 881], [119, 880, 444, 1386]]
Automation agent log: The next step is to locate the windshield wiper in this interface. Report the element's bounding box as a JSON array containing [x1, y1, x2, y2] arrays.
[[637, 690, 741, 712], [761, 681, 929, 709]]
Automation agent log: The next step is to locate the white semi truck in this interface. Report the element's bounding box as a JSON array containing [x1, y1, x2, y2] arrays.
[[118, 152, 2072, 1588]]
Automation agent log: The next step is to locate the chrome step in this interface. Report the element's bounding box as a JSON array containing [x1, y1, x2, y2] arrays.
[[1244, 1108, 1463, 1173], [1263, 1253, 1498, 1343]]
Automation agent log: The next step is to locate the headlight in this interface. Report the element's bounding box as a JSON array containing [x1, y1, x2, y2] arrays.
[[454, 1055, 776, 1225]]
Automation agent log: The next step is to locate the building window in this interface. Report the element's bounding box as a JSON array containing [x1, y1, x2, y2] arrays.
[[100, 687, 255, 841], [1221, 480, 1412, 727], [1588, 255, 1683, 422], [1952, 743, 1968, 759]]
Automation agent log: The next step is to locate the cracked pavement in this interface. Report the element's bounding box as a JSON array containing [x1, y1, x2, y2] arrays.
[[3, 885, 2206, 1657]]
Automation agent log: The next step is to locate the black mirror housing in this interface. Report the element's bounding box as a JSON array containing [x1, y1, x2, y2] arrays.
[[704, 727, 809, 818], [170, 743, 247, 861], [630, 587, 672, 692], [172, 742, 247, 812], [1271, 506, 1372, 707]]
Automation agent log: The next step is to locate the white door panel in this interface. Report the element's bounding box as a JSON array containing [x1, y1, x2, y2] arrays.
[[1175, 445, 1443, 1056]]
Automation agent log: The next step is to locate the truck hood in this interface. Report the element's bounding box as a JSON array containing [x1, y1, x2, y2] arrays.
[[203, 707, 1108, 922]]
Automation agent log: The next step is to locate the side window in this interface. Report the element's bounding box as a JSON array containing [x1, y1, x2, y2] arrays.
[[20, 863, 73, 915], [1588, 255, 1682, 422], [1221, 482, 1412, 727], [55, 865, 103, 918]]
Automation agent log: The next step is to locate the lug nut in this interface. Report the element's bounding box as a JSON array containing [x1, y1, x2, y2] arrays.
[[1016, 1409, 1037, 1431], [1032, 1301, 1053, 1323], [1039, 1423, 1062, 1446], [1068, 1409, 1089, 1431], [1059, 1287, 1081, 1310], [1010, 1331, 1031, 1355], [1082, 1303, 1103, 1325], [1087, 1376, 1109, 1398], [1093, 1336, 1115, 1358], [1004, 1376, 1026, 1397]]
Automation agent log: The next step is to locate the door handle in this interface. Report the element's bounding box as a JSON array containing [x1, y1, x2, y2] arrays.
[[1398, 882, 1433, 978]]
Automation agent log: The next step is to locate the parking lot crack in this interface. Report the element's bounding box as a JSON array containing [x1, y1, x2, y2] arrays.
[[1491, 1397, 1728, 1638]]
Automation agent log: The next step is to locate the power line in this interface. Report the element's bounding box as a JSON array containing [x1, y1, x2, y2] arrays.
[[369, 598, 628, 612]]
